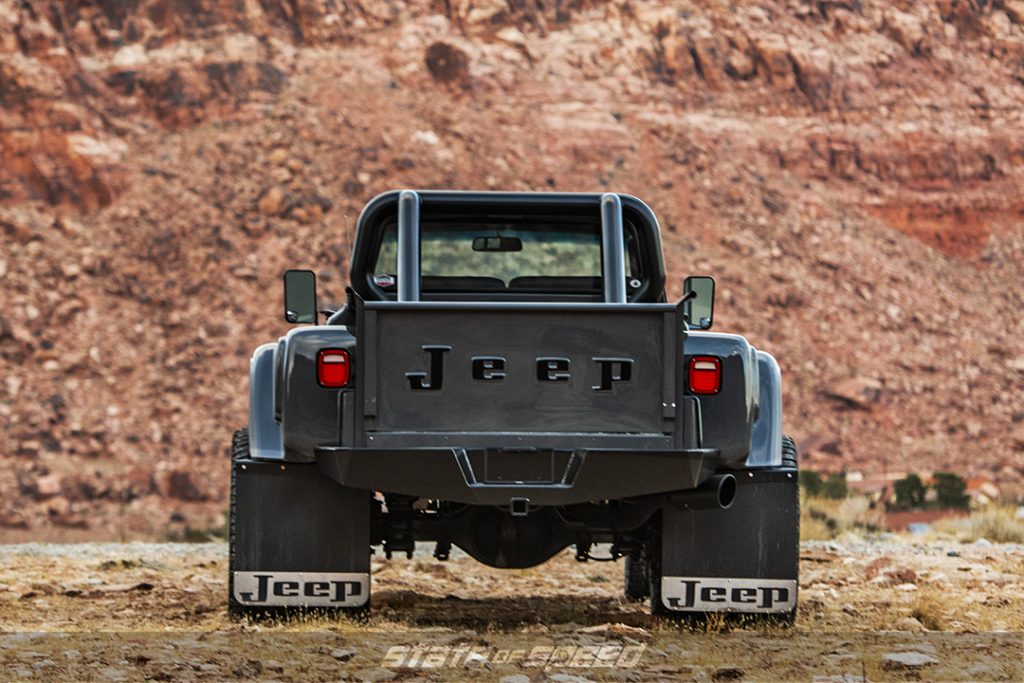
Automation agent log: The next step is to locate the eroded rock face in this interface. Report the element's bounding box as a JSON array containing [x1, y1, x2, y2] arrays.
[[2, 1, 1021, 250], [0, 0, 308, 209], [1, 0, 1023, 535]]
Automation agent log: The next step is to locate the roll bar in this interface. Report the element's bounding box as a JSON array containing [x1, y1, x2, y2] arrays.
[[393, 190, 627, 303], [599, 193, 626, 304], [396, 190, 421, 302]]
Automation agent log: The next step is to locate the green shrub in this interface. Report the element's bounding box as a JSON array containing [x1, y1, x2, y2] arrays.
[[893, 473, 926, 509], [821, 472, 848, 499], [933, 472, 969, 510], [799, 470, 823, 496]]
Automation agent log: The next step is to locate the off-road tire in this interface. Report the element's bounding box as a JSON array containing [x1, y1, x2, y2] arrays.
[[782, 434, 798, 469], [227, 427, 248, 619], [777, 433, 799, 625], [624, 550, 650, 602]]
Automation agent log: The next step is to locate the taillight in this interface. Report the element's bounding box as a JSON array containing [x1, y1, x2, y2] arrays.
[[317, 349, 350, 388], [689, 356, 721, 394]]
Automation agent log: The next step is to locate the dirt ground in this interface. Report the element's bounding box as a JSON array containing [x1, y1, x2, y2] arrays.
[[0, 540, 1021, 682]]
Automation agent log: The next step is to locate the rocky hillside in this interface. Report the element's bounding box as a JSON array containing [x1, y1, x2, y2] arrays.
[[1, 0, 1023, 536]]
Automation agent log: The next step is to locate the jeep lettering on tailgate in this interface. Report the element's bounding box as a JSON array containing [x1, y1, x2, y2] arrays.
[[405, 345, 635, 391]]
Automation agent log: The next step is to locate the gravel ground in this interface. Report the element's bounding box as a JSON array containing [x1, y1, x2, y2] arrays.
[[0, 540, 1021, 681]]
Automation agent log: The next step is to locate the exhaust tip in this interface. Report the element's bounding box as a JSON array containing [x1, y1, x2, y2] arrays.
[[667, 473, 739, 511], [717, 474, 737, 509]]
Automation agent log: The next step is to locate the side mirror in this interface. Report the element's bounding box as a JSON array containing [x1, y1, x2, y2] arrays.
[[683, 276, 715, 330], [283, 269, 318, 324]]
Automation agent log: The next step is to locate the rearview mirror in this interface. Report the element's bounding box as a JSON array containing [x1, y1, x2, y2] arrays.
[[683, 276, 715, 330], [472, 236, 523, 252], [283, 269, 318, 324]]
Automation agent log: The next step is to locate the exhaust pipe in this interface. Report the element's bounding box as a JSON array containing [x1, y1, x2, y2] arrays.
[[667, 473, 737, 511]]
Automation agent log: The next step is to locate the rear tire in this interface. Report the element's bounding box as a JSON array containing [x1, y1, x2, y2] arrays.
[[776, 434, 799, 625], [227, 427, 249, 619], [782, 434, 798, 469], [624, 550, 650, 602]]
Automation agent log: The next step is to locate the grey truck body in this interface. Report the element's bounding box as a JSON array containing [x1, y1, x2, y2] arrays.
[[231, 190, 798, 618]]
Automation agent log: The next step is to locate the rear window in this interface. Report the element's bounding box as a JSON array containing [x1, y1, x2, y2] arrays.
[[373, 221, 637, 292]]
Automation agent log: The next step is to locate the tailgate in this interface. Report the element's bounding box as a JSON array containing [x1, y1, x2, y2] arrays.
[[356, 302, 683, 448]]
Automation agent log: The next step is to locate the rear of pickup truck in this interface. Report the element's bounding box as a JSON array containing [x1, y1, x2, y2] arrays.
[[229, 190, 798, 621], [318, 300, 719, 507]]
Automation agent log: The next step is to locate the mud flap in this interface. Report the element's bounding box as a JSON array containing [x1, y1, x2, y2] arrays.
[[656, 468, 799, 615], [231, 458, 371, 610]]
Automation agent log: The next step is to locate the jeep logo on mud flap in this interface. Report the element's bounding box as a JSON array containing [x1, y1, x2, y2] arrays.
[[661, 577, 797, 613], [233, 572, 369, 608], [405, 345, 633, 392]]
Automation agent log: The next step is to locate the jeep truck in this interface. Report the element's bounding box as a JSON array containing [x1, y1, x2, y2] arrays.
[[229, 190, 799, 619]]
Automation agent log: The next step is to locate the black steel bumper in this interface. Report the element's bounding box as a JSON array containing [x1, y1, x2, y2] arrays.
[[315, 446, 719, 506]]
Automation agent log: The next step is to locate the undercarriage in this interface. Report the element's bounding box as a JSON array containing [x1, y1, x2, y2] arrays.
[[370, 473, 738, 569]]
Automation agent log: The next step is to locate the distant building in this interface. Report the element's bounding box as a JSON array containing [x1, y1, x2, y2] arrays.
[[965, 478, 1000, 507], [846, 475, 893, 506]]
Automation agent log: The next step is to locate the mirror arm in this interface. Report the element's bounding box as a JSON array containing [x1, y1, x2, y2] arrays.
[[326, 305, 355, 327]]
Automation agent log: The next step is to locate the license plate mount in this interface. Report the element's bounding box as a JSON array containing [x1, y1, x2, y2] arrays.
[[483, 449, 557, 484]]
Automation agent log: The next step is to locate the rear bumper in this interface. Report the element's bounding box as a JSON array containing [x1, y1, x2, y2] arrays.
[[315, 446, 719, 506]]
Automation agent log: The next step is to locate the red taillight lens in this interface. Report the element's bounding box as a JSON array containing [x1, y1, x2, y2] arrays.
[[689, 356, 721, 394], [317, 349, 350, 388]]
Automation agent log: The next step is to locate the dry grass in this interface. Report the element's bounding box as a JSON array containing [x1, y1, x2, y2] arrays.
[[910, 586, 950, 631], [800, 494, 886, 541], [931, 506, 1024, 544]]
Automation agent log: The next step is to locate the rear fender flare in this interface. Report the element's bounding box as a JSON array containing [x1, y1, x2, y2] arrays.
[[248, 343, 285, 460], [747, 350, 783, 467]]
